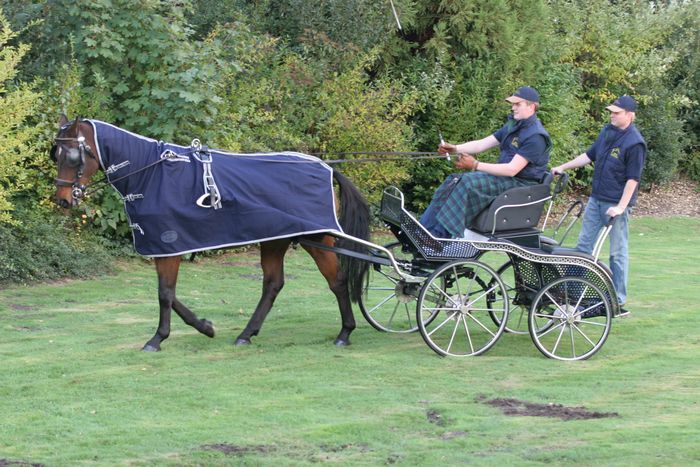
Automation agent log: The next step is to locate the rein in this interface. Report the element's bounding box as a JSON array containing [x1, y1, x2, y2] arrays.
[[54, 124, 450, 201], [311, 151, 449, 165]]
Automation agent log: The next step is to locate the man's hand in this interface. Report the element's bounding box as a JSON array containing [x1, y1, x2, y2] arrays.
[[455, 153, 478, 171], [438, 142, 456, 155], [551, 165, 565, 175], [606, 205, 625, 218]]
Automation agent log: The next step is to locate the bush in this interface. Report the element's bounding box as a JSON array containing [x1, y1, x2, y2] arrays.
[[0, 207, 114, 285]]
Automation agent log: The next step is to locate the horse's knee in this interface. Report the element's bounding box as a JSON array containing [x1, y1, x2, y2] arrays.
[[263, 277, 284, 296], [158, 286, 175, 307]]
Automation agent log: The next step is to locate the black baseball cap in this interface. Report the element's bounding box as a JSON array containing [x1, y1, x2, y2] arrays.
[[505, 86, 540, 104], [607, 95, 637, 112]]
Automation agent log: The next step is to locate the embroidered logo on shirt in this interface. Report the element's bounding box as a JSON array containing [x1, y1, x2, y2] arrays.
[[610, 147, 620, 159], [511, 137, 519, 148]]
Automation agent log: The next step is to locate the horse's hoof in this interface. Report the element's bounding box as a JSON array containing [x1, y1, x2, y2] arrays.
[[334, 338, 351, 347], [201, 319, 215, 338], [234, 337, 251, 346], [142, 344, 161, 352]]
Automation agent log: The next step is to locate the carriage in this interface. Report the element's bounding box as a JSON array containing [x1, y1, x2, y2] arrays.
[[344, 174, 619, 361], [52, 117, 620, 360]]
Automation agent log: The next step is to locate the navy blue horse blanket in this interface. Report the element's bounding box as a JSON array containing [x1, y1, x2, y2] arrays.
[[88, 120, 343, 257]]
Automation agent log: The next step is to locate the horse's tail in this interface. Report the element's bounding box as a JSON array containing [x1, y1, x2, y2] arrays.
[[333, 169, 370, 303]]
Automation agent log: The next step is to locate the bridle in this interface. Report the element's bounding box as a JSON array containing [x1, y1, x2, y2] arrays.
[[53, 122, 97, 200]]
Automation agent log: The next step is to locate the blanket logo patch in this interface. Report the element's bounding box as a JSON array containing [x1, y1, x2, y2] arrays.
[[160, 231, 179, 243]]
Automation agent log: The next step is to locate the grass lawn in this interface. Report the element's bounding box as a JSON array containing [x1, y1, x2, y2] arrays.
[[0, 216, 698, 465]]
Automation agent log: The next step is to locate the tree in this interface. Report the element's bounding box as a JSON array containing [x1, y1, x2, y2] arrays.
[[0, 11, 41, 224], [665, 0, 700, 182], [549, 0, 687, 187], [9, 0, 224, 142]]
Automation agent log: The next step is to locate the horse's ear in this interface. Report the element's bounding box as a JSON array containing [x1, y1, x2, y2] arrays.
[[59, 114, 69, 127]]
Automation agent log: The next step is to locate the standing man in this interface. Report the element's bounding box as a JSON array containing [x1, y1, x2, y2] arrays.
[[552, 95, 646, 314], [421, 86, 551, 238]]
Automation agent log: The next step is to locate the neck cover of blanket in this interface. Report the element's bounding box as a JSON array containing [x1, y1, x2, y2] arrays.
[[89, 120, 343, 257]]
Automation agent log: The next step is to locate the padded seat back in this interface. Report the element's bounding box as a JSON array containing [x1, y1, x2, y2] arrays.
[[471, 173, 553, 234]]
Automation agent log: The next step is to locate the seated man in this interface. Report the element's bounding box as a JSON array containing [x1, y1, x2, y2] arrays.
[[420, 86, 552, 238]]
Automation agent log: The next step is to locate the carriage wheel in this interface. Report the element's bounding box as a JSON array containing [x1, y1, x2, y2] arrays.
[[529, 276, 612, 361], [359, 242, 424, 333], [417, 260, 508, 357], [486, 260, 531, 335]]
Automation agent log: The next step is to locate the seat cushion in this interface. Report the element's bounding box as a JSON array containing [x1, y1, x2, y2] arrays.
[[471, 183, 551, 233]]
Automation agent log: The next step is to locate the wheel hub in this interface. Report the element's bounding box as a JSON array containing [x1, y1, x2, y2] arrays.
[[394, 282, 416, 304], [553, 304, 581, 324], [449, 294, 471, 315]]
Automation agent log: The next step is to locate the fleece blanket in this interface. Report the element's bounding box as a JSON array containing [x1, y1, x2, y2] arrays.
[[89, 120, 342, 257]]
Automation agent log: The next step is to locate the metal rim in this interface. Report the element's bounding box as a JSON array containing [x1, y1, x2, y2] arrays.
[[358, 242, 422, 333], [528, 276, 612, 361], [417, 260, 509, 357]]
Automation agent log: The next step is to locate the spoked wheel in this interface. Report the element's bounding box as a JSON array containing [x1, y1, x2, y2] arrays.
[[487, 260, 532, 335], [417, 260, 509, 357], [529, 276, 612, 361], [359, 242, 425, 333]]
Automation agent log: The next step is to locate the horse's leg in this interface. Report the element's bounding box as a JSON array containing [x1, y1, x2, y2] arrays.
[[172, 298, 215, 338], [302, 235, 356, 346], [143, 257, 180, 351], [235, 240, 290, 346], [143, 256, 214, 352]]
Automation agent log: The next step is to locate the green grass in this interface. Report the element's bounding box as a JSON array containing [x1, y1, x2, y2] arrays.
[[1, 216, 699, 465]]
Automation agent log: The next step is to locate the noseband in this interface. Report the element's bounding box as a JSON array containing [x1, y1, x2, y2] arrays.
[[54, 130, 96, 200]]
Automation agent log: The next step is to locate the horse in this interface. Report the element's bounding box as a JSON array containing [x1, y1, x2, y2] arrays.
[[51, 116, 370, 351]]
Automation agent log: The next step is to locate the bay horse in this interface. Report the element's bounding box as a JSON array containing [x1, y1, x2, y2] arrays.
[[51, 116, 370, 351]]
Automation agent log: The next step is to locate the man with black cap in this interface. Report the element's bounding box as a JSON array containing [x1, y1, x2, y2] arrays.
[[552, 95, 647, 315], [420, 85, 551, 238]]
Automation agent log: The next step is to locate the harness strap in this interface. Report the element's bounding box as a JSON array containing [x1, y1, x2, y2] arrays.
[[191, 141, 222, 210]]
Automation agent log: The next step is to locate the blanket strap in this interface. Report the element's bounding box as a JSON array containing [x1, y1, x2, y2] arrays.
[[191, 139, 222, 210]]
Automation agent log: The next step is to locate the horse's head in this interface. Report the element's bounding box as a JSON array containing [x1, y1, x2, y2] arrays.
[[51, 115, 99, 208]]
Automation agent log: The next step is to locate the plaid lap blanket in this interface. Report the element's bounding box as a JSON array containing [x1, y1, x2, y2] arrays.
[[433, 172, 536, 237], [89, 120, 342, 257]]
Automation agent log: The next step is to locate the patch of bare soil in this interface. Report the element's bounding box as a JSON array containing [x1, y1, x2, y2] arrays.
[[633, 176, 700, 217], [426, 408, 448, 426], [477, 396, 618, 421], [0, 460, 45, 467], [557, 176, 699, 219], [200, 444, 275, 456]]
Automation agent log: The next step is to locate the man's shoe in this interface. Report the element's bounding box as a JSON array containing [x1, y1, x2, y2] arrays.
[[617, 307, 631, 318]]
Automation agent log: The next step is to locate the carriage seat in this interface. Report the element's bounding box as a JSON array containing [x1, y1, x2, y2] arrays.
[[470, 172, 554, 235]]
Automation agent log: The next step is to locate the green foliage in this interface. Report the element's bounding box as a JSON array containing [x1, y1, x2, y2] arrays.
[[12, 0, 223, 142], [637, 87, 687, 188], [665, 1, 700, 182], [206, 22, 309, 152], [549, 0, 687, 187], [226, 0, 397, 66], [210, 24, 419, 202], [0, 206, 113, 284], [0, 11, 41, 223], [314, 53, 419, 203]]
